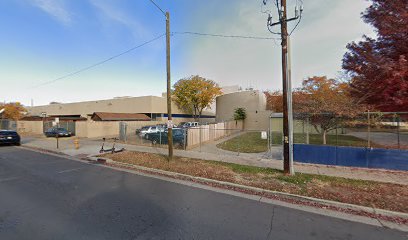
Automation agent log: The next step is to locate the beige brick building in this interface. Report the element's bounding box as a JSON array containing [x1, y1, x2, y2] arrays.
[[215, 90, 272, 130], [28, 95, 215, 123]]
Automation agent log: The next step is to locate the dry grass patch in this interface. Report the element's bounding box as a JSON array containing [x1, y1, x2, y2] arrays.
[[103, 151, 408, 213]]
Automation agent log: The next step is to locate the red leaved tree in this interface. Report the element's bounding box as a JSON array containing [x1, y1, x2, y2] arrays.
[[342, 0, 408, 112]]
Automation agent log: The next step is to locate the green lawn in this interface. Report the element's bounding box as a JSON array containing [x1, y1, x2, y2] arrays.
[[217, 131, 372, 153], [217, 132, 268, 153], [273, 132, 372, 147], [105, 150, 408, 213]]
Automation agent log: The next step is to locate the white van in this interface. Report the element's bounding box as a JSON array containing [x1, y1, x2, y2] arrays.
[[181, 122, 199, 128]]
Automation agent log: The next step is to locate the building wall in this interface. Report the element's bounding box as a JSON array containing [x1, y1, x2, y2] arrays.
[[28, 95, 215, 121], [17, 121, 43, 134], [216, 90, 272, 130], [28, 96, 214, 117]]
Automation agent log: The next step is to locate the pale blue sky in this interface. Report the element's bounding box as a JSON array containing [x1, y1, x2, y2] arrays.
[[0, 0, 374, 106]]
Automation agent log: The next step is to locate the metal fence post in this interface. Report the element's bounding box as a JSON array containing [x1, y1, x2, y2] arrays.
[[306, 116, 310, 144], [268, 128, 270, 152], [397, 114, 401, 150], [335, 120, 338, 146], [199, 127, 202, 152], [183, 128, 187, 150], [367, 110, 371, 148]]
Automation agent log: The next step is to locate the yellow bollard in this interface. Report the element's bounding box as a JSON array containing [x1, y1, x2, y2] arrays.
[[74, 138, 80, 149]]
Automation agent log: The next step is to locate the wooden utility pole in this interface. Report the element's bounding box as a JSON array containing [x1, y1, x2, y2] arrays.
[[280, 0, 293, 175], [265, 0, 301, 175], [166, 12, 173, 160]]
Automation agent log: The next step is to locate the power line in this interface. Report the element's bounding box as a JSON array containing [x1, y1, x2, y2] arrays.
[[289, 12, 302, 36], [172, 31, 280, 40], [29, 30, 281, 89], [148, 0, 166, 16], [30, 33, 166, 89]]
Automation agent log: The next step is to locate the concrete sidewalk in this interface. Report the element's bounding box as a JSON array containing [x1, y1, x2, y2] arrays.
[[21, 136, 408, 185]]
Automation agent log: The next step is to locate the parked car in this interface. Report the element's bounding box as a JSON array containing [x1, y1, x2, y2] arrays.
[[146, 128, 186, 146], [138, 125, 165, 139], [44, 127, 72, 137], [180, 122, 199, 128], [0, 130, 21, 146]]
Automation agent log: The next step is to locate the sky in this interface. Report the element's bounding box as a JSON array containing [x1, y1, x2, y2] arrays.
[[0, 0, 375, 106]]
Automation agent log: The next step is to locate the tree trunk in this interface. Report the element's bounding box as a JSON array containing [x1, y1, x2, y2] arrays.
[[198, 109, 203, 123], [322, 129, 327, 145], [193, 107, 198, 121]]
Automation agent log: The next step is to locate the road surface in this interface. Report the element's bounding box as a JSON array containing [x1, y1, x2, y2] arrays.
[[0, 146, 406, 240]]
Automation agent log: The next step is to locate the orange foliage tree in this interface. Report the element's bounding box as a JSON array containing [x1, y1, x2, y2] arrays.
[[0, 102, 27, 120], [172, 75, 222, 121], [265, 76, 365, 144]]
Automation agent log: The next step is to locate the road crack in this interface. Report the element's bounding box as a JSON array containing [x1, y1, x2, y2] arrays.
[[265, 207, 275, 240]]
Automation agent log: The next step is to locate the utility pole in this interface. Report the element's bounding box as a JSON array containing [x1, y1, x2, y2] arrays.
[[166, 12, 174, 160], [280, 0, 293, 175], [265, 0, 302, 175]]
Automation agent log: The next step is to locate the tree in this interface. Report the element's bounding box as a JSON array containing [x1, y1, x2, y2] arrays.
[[0, 102, 27, 120], [296, 76, 364, 144], [233, 107, 247, 121], [172, 75, 222, 121], [342, 0, 408, 112], [265, 77, 364, 144], [265, 90, 307, 112], [265, 90, 283, 112]]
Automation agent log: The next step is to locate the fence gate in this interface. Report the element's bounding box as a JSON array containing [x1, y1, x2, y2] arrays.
[[119, 122, 128, 142], [0, 119, 17, 130], [43, 121, 76, 135]]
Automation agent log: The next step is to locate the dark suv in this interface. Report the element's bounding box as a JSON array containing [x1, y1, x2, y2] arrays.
[[0, 130, 21, 146], [146, 128, 186, 146]]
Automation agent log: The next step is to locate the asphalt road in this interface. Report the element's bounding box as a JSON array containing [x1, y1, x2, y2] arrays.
[[0, 147, 406, 240]]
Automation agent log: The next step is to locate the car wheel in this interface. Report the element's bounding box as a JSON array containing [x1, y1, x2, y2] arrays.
[[15, 142, 21, 146]]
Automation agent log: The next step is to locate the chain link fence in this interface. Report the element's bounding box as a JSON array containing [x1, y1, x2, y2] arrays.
[[0, 119, 17, 131], [110, 112, 407, 169], [270, 112, 408, 150]]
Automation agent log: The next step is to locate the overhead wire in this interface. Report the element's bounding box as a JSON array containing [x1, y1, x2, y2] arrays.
[[30, 33, 166, 89], [289, 0, 303, 36], [172, 31, 280, 40], [30, 0, 290, 89], [289, 14, 302, 36], [148, 0, 166, 16]]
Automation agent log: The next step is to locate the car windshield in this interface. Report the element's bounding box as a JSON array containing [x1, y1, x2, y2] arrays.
[[141, 127, 149, 131], [0, 130, 17, 135]]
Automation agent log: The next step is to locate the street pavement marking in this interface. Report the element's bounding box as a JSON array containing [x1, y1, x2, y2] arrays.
[[0, 177, 21, 183], [58, 167, 85, 174]]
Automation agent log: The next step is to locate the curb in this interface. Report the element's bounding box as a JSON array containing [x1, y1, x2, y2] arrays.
[[21, 145, 70, 156], [18, 145, 408, 227], [91, 156, 408, 226]]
